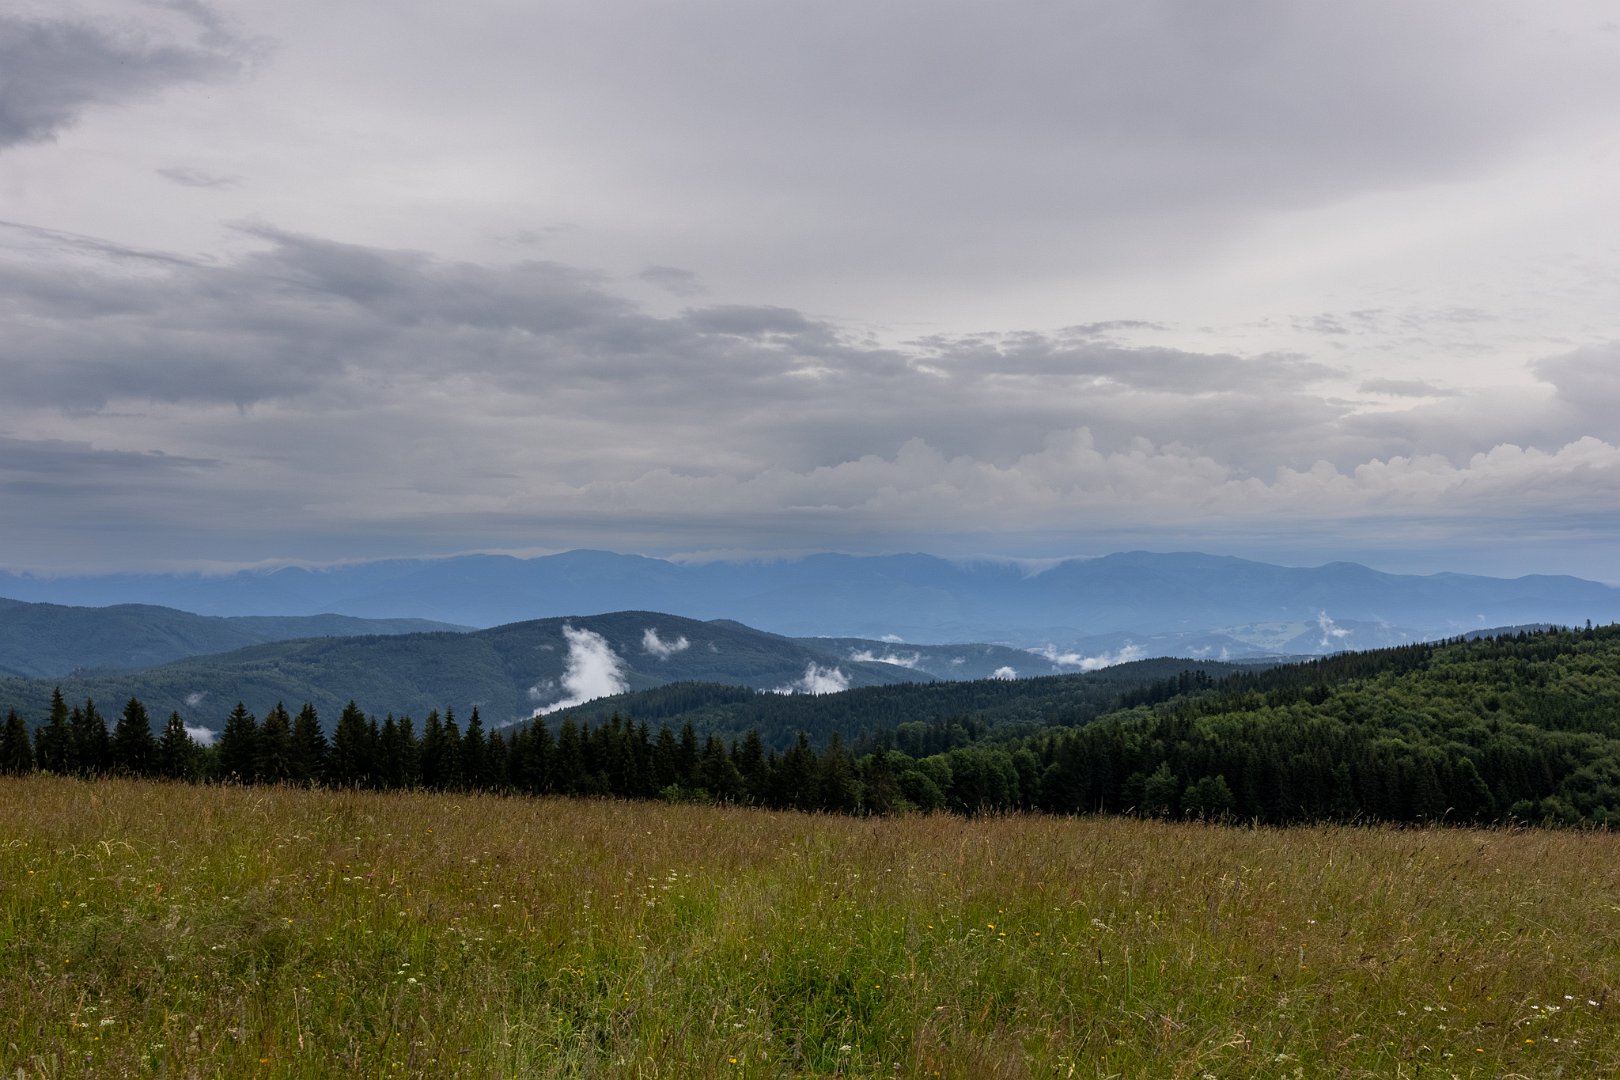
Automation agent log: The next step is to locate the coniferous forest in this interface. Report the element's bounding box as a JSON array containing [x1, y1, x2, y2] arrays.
[[6, 625, 1620, 825]]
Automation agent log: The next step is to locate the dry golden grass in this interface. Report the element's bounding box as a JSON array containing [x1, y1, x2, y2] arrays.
[[2, 775, 1618, 1077]]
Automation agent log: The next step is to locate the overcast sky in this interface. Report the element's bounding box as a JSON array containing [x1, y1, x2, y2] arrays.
[[4, 0, 1620, 580]]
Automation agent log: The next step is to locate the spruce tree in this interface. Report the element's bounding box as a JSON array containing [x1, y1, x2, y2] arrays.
[[111, 697, 157, 777], [395, 715, 420, 788], [419, 710, 447, 789], [70, 700, 111, 776], [289, 703, 327, 784], [439, 709, 464, 790], [676, 722, 700, 787], [698, 735, 744, 803], [34, 688, 70, 773], [1, 709, 34, 774], [651, 725, 680, 791], [817, 732, 862, 814], [733, 729, 768, 804], [511, 721, 552, 794], [771, 733, 817, 810], [157, 712, 198, 780], [554, 718, 584, 795], [462, 708, 487, 791], [257, 702, 294, 783], [377, 715, 404, 790], [328, 701, 374, 787], [485, 729, 509, 791], [216, 703, 260, 783]]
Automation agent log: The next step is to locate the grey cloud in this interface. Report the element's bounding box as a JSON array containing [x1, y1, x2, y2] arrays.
[[3, 222, 1615, 575], [684, 305, 821, 337], [639, 265, 704, 297], [1359, 378, 1461, 398], [495, 1, 1620, 292], [0, 12, 239, 148], [910, 332, 1342, 394], [157, 166, 240, 189], [1062, 321, 1167, 338], [1296, 316, 1349, 336], [1532, 343, 1620, 440], [0, 225, 1380, 480], [0, 435, 217, 480]]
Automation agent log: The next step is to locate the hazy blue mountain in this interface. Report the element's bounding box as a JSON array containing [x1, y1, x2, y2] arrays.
[[0, 611, 939, 733], [0, 597, 467, 679], [3, 549, 1616, 652]]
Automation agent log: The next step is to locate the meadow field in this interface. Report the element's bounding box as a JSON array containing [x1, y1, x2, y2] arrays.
[[2, 775, 1616, 1078]]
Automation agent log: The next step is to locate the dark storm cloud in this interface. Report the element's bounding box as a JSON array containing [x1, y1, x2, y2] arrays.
[[0, 11, 239, 148]]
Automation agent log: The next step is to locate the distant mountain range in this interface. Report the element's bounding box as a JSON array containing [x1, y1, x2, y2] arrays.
[[0, 611, 1084, 732], [3, 549, 1616, 654]]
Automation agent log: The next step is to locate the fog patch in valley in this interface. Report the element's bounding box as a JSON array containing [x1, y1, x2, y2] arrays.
[[774, 663, 850, 696], [533, 625, 629, 715]]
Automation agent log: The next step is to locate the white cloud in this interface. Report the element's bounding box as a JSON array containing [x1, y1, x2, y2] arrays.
[[774, 662, 850, 696], [184, 724, 215, 746], [879, 633, 905, 643], [642, 627, 690, 659], [991, 666, 1017, 680], [1030, 642, 1145, 672], [849, 648, 921, 669], [533, 625, 628, 715], [1316, 611, 1353, 650], [184, 691, 205, 707]]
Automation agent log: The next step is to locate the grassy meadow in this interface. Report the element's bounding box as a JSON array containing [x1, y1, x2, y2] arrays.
[[2, 776, 1617, 1078]]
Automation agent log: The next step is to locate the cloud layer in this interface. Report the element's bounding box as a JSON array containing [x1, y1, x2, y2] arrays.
[[1, 2, 1618, 580], [1, 220, 1619, 576]]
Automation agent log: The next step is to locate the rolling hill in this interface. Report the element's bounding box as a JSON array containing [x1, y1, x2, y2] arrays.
[[0, 597, 467, 679], [0, 611, 970, 733]]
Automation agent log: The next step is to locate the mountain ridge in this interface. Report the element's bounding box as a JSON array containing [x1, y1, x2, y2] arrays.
[[3, 549, 1616, 652]]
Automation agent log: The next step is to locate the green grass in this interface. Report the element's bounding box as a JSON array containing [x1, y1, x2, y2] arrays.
[[2, 776, 1618, 1077]]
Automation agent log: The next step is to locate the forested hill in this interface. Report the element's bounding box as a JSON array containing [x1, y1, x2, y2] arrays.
[[0, 611, 968, 726], [1024, 625, 1620, 824], [0, 597, 466, 679], [555, 658, 1247, 752], [537, 625, 1620, 823]]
